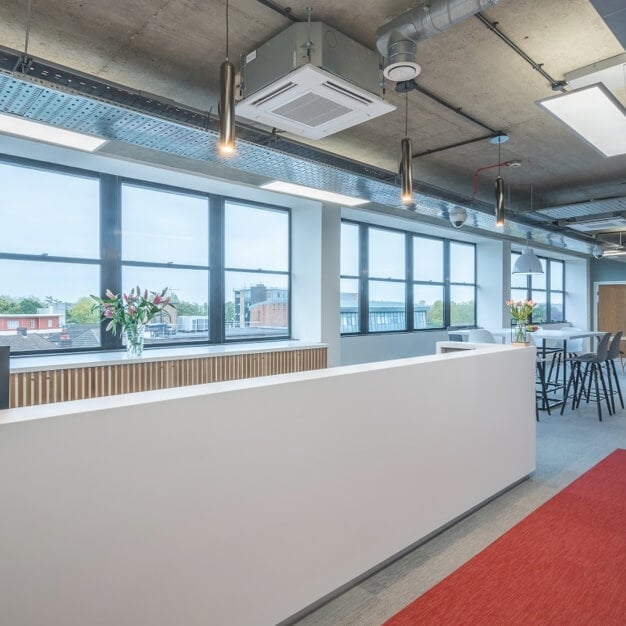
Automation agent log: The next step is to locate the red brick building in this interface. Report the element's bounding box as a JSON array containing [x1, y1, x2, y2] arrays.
[[0, 314, 63, 334]]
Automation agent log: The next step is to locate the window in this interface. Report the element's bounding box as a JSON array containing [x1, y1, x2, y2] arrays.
[[0, 155, 291, 355], [414, 237, 444, 329], [0, 160, 100, 354], [369, 228, 406, 332], [224, 202, 290, 340], [511, 253, 565, 323], [449, 242, 476, 327], [341, 221, 476, 334], [122, 183, 210, 346]]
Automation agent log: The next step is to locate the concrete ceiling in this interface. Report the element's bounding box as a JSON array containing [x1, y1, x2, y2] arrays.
[[0, 0, 625, 254]]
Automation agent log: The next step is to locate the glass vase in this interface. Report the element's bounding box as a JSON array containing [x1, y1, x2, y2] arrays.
[[512, 320, 529, 344], [124, 324, 145, 357]]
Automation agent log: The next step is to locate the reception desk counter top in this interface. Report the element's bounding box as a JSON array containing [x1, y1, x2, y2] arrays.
[[0, 342, 536, 626]]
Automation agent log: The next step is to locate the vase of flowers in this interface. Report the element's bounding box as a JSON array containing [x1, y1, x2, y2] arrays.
[[91, 287, 172, 357], [506, 299, 536, 344]]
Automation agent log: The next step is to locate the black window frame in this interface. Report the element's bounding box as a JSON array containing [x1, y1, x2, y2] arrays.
[[0, 153, 292, 356], [340, 219, 477, 335]]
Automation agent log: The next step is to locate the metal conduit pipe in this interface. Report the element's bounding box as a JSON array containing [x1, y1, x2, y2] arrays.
[[376, 0, 501, 82]]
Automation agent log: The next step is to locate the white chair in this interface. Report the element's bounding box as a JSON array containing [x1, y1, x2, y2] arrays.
[[468, 329, 496, 343]]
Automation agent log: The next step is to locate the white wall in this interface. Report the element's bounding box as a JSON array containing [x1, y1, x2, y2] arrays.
[[319, 204, 342, 366], [341, 329, 447, 365], [0, 344, 536, 626], [477, 239, 509, 328], [290, 198, 323, 344], [565, 257, 590, 330]]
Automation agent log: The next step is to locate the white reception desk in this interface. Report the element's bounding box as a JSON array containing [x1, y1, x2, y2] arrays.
[[0, 342, 536, 626]]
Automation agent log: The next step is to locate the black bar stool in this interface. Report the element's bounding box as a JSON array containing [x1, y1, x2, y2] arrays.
[[560, 332, 612, 421]]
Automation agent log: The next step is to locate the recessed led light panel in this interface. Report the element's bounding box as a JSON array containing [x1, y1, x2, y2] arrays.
[[260, 180, 369, 206], [0, 112, 107, 151], [537, 83, 626, 157]]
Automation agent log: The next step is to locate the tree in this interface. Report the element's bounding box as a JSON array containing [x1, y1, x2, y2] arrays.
[[0, 296, 15, 313], [16, 296, 46, 314], [176, 300, 207, 316], [224, 301, 235, 324], [68, 297, 100, 325], [427, 300, 444, 328], [450, 300, 475, 325]]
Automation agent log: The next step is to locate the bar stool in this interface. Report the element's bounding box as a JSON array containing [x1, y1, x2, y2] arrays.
[[535, 355, 552, 419], [560, 332, 612, 421]]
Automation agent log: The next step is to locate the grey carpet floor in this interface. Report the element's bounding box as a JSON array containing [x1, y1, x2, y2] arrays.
[[293, 369, 626, 626]]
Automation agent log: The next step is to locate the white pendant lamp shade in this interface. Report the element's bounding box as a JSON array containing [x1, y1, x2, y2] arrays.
[[513, 246, 544, 274]]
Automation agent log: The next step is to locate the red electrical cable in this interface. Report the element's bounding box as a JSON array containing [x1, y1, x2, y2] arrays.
[[472, 161, 510, 201]]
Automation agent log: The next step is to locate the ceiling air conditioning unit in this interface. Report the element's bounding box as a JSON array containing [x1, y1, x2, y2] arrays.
[[236, 22, 395, 139], [567, 216, 626, 232]]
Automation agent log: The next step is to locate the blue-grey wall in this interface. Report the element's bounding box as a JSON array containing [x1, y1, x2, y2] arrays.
[[590, 258, 626, 283]]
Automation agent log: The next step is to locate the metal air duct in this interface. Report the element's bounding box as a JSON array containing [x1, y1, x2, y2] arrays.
[[376, 0, 501, 82]]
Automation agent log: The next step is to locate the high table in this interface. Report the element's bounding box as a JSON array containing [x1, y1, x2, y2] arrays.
[[531, 329, 608, 404]]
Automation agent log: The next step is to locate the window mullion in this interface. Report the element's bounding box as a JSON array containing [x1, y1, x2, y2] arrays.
[[209, 195, 224, 343], [100, 174, 122, 350], [359, 223, 369, 333], [406, 234, 414, 331]]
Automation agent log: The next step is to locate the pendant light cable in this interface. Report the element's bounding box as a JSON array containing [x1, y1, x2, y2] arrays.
[[24, 0, 32, 64], [218, 0, 235, 155], [225, 0, 229, 60], [14, 0, 32, 74], [405, 89, 408, 137]]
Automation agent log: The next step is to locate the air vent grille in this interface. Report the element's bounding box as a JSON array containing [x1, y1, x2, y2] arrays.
[[271, 92, 351, 127], [322, 81, 373, 105], [250, 82, 297, 107]]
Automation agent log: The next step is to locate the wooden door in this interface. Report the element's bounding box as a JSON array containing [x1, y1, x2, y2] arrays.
[[598, 284, 626, 334]]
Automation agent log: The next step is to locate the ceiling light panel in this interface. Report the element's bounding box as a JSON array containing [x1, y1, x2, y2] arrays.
[[0, 112, 106, 151], [537, 84, 626, 157], [260, 181, 369, 206]]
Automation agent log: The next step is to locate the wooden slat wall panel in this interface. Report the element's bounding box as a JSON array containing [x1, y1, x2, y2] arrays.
[[8, 348, 327, 408]]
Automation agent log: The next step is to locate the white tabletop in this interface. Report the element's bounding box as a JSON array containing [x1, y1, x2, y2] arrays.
[[532, 329, 607, 340]]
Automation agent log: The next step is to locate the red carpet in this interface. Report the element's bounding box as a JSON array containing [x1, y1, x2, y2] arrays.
[[384, 449, 626, 626]]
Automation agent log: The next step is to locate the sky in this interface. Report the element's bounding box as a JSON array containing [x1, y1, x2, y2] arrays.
[[341, 222, 476, 304], [0, 162, 289, 306]]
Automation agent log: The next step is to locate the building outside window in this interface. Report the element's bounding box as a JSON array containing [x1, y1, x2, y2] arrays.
[[0, 159, 100, 353], [224, 201, 290, 340]]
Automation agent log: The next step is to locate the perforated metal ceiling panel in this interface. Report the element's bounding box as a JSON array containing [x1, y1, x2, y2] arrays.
[[537, 196, 626, 220], [0, 73, 593, 255]]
